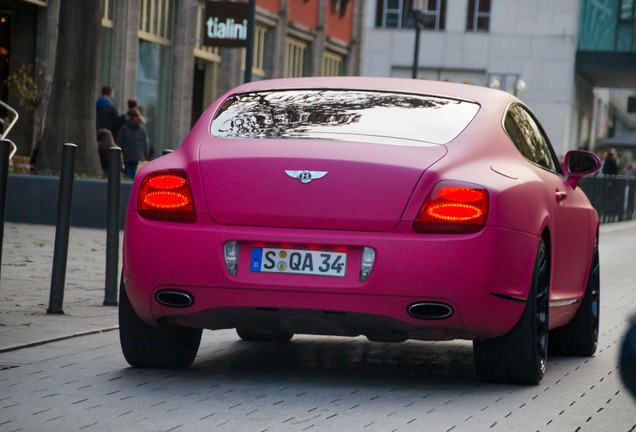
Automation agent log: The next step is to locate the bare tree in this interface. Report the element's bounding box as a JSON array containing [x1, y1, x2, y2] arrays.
[[37, 0, 102, 175]]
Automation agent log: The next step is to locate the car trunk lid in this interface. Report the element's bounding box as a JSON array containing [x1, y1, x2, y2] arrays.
[[198, 139, 446, 232]]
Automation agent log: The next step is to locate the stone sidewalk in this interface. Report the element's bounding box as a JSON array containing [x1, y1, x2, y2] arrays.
[[0, 222, 120, 352]]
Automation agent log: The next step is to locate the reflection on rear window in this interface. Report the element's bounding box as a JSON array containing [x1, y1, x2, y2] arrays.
[[210, 90, 479, 146]]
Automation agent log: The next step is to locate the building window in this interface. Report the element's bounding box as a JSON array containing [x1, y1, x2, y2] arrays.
[[252, 25, 269, 80], [284, 37, 307, 78], [101, 0, 114, 27], [139, 0, 173, 44], [323, 51, 344, 76], [376, 0, 446, 30], [419, 0, 446, 30], [376, 0, 410, 28], [137, 0, 174, 156], [194, 3, 221, 61], [466, 0, 490, 31], [331, 0, 351, 16], [241, 24, 270, 81], [620, 0, 635, 21], [193, 3, 222, 120]]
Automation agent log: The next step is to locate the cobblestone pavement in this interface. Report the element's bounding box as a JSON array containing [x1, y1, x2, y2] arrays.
[[0, 223, 119, 352], [0, 222, 635, 431]]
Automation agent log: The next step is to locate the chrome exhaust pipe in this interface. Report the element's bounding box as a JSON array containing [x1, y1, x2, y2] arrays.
[[407, 302, 453, 320], [155, 290, 195, 308]]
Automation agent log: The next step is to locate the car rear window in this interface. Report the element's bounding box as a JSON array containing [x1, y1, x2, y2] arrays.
[[210, 89, 479, 146]]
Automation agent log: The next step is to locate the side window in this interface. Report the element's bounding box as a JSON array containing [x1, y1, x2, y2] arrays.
[[504, 113, 533, 161], [504, 105, 561, 174]]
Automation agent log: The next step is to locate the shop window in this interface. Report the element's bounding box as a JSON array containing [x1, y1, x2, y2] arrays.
[[193, 3, 222, 121], [194, 3, 221, 60], [137, 0, 174, 157]]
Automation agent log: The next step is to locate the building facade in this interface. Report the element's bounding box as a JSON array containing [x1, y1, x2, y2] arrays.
[[363, 0, 609, 157], [1, 0, 364, 158], [5, 0, 636, 163]]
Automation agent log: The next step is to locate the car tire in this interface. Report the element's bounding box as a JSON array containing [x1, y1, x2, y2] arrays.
[[473, 238, 549, 385], [549, 238, 600, 356], [619, 316, 636, 398], [119, 278, 202, 368], [236, 328, 293, 343]]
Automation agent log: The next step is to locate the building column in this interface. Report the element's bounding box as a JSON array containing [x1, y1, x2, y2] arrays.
[[167, 1, 198, 149], [110, 0, 140, 113], [272, 0, 289, 78], [311, 0, 329, 76], [348, 0, 364, 76]]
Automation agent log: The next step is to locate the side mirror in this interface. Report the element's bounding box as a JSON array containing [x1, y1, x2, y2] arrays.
[[564, 150, 601, 189]]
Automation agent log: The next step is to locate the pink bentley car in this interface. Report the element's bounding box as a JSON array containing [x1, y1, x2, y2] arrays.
[[119, 77, 601, 385]]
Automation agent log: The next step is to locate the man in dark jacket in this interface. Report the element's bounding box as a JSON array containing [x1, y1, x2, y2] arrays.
[[96, 85, 119, 134], [117, 108, 149, 179]]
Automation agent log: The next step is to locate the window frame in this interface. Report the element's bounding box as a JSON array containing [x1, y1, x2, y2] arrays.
[[322, 51, 344, 76], [420, 0, 447, 31], [466, 0, 491, 32], [375, 0, 446, 30], [284, 37, 308, 78], [139, 0, 173, 45]]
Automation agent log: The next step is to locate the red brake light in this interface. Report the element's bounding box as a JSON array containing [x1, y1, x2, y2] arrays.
[[142, 191, 190, 209], [146, 174, 187, 190], [414, 181, 489, 234], [138, 170, 196, 222]]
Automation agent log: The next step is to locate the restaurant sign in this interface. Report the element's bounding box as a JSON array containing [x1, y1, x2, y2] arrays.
[[204, 1, 249, 48]]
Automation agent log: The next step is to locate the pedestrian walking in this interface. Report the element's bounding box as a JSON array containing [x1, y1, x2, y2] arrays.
[[113, 98, 145, 138], [116, 108, 149, 179], [602, 149, 619, 175], [96, 85, 119, 135]]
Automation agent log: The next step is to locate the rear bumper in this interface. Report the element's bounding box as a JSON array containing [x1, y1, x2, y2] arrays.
[[123, 212, 539, 340]]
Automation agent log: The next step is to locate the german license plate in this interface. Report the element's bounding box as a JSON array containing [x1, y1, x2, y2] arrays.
[[250, 247, 347, 277]]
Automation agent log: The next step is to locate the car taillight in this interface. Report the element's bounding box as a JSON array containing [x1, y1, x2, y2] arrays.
[[138, 170, 196, 223], [413, 181, 488, 234]]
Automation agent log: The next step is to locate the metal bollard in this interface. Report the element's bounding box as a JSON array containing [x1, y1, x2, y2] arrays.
[[103, 147, 121, 306], [48, 143, 77, 314], [0, 139, 12, 282]]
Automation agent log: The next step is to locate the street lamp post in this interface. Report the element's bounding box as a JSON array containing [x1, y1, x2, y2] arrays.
[[411, 0, 427, 79]]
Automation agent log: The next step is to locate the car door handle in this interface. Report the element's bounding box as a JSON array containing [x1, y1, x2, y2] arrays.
[[555, 191, 568, 203]]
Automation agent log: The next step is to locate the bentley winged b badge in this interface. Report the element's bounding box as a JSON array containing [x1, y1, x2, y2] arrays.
[[285, 170, 328, 184]]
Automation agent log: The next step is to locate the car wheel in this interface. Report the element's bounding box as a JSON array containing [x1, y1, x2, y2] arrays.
[[236, 328, 293, 343], [549, 238, 600, 356], [119, 277, 202, 368], [473, 238, 549, 385]]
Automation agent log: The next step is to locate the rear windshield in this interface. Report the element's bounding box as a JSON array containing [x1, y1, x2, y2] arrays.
[[210, 89, 479, 146]]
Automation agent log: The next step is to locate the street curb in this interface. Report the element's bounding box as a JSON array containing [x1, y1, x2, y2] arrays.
[[0, 326, 119, 354], [599, 220, 636, 234]]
